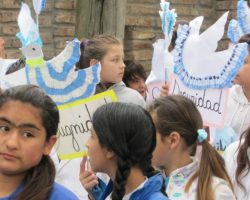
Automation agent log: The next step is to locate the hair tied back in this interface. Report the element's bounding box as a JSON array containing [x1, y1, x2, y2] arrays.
[[197, 129, 208, 143]]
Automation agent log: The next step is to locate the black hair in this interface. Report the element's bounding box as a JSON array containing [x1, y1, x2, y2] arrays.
[[123, 60, 147, 87], [92, 102, 160, 200]]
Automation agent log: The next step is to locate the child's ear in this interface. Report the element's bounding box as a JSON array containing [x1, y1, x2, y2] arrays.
[[104, 148, 115, 160], [168, 131, 181, 149], [89, 59, 98, 66], [43, 135, 57, 155]]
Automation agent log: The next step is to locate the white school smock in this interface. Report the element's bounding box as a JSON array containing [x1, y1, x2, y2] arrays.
[[224, 141, 250, 200], [164, 158, 236, 200]]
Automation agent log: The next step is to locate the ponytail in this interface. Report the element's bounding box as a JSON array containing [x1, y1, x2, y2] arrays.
[[15, 156, 55, 200], [236, 127, 250, 191], [185, 141, 233, 200]]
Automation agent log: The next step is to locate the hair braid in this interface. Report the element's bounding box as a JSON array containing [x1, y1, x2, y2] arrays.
[[111, 158, 131, 200]]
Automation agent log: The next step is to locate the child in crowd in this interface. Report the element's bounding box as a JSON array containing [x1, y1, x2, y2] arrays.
[[212, 33, 250, 152], [80, 102, 169, 200], [52, 34, 145, 199], [76, 35, 145, 106], [226, 34, 250, 136], [0, 85, 78, 200], [148, 95, 235, 200], [224, 126, 250, 200], [123, 60, 147, 100]]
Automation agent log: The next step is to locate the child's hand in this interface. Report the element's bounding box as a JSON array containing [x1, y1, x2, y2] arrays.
[[160, 83, 170, 97], [79, 156, 99, 193]]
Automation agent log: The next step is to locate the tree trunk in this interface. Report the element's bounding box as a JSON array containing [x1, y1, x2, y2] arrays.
[[76, 0, 127, 41]]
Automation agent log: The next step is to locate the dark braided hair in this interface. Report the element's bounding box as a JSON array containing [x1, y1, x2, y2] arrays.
[[92, 102, 157, 200]]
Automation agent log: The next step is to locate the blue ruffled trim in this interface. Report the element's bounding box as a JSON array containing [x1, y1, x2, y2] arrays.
[[160, 1, 177, 39], [173, 24, 249, 90], [238, 0, 250, 34], [227, 19, 244, 44]]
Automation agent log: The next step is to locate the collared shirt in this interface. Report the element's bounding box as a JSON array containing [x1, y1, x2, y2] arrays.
[[164, 157, 235, 200]]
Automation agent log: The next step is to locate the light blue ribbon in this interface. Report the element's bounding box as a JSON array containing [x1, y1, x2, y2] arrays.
[[197, 129, 208, 143]]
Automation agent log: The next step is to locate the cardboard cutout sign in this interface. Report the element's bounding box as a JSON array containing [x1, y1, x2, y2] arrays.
[[169, 75, 229, 127], [54, 90, 117, 160], [146, 81, 164, 102]]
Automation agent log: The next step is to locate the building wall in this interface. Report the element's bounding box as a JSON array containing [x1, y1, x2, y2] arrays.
[[0, 0, 76, 59], [0, 0, 242, 72]]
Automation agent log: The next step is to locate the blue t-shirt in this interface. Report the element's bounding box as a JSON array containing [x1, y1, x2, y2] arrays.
[[0, 182, 79, 200]]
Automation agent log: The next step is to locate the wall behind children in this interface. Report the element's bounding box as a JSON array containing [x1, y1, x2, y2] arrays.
[[0, 0, 239, 72]]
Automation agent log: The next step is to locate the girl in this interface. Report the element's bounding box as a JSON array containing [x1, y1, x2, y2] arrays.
[[76, 35, 145, 106], [213, 33, 250, 152], [80, 102, 169, 200], [224, 127, 250, 200], [227, 33, 250, 136], [148, 95, 235, 200], [52, 34, 145, 199], [0, 85, 78, 200]]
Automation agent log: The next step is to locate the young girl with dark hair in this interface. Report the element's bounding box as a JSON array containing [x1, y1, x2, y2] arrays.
[[0, 85, 78, 200], [80, 102, 169, 200], [224, 127, 250, 200], [148, 95, 235, 200]]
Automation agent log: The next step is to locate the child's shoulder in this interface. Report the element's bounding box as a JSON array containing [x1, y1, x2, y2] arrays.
[[50, 183, 79, 200], [111, 82, 146, 106], [211, 177, 236, 200]]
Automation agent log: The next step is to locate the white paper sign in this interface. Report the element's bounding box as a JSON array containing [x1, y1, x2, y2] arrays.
[[146, 81, 164, 102], [169, 75, 229, 127], [54, 90, 117, 160]]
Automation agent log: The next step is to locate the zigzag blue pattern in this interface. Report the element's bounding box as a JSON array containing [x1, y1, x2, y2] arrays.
[[26, 63, 100, 105], [46, 41, 80, 81]]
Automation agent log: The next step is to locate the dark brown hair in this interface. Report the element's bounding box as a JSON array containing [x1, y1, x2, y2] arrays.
[[238, 33, 250, 52], [148, 95, 233, 200], [236, 127, 250, 191], [123, 60, 147, 86], [168, 20, 188, 52], [0, 85, 59, 200]]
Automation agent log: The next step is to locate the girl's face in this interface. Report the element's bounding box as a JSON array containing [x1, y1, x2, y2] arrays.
[[151, 113, 173, 168], [100, 44, 125, 83], [0, 100, 56, 176], [152, 132, 172, 168], [86, 128, 113, 173], [234, 54, 250, 89]]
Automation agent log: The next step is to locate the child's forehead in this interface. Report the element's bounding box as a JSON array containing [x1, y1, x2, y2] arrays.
[[106, 44, 123, 52]]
